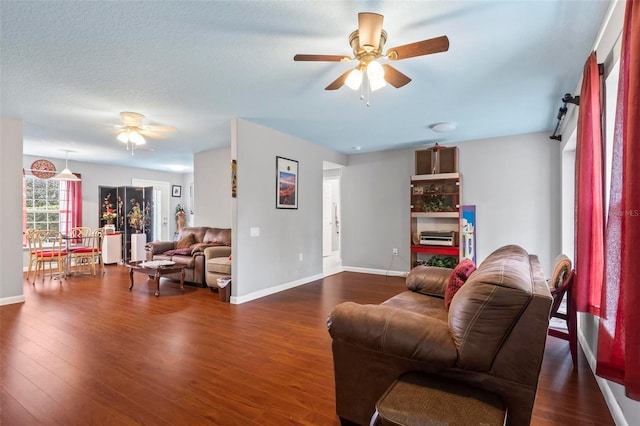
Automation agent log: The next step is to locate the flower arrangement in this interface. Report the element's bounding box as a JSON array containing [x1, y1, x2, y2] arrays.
[[102, 211, 117, 222], [175, 204, 185, 216], [127, 199, 150, 231], [102, 193, 117, 223]]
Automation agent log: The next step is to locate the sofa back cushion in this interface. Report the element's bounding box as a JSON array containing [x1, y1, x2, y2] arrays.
[[176, 227, 231, 246], [204, 228, 231, 246], [448, 245, 542, 372], [177, 227, 208, 244], [176, 233, 195, 249]]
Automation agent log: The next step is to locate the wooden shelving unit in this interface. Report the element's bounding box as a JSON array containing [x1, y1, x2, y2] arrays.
[[410, 173, 461, 266]]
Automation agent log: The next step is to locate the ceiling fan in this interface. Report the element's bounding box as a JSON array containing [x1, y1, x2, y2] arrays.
[[112, 112, 175, 154], [294, 12, 449, 93]]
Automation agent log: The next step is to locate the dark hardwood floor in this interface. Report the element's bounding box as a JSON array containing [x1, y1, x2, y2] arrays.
[[1, 267, 613, 425]]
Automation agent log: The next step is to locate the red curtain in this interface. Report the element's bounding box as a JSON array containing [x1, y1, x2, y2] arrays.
[[574, 52, 604, 316], [596, 0, 640, 401], [60, 175, 82, 235]]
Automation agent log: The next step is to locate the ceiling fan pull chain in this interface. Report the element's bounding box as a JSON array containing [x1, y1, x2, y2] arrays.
[[364, 73, 372, 107]]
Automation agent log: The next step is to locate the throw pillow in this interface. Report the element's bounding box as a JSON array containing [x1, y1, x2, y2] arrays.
[[444, 259, 476, 310], [163, 247, 192, 256], [176, 233, 195, 249]]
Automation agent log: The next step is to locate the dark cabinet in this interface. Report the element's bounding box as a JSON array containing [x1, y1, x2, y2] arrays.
[[99, 186, 153, 262]]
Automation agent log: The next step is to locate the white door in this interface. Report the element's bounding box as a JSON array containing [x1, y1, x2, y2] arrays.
[[323, 181, 332, 257]]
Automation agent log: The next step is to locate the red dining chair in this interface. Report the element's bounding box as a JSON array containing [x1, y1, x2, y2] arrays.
[[31, 230, 68, 282]]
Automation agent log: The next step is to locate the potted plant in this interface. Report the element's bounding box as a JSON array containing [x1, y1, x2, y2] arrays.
[[127, 199, 150, 233], [426, 255, 459, 269]]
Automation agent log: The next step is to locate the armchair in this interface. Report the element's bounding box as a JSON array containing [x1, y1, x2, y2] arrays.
[[328, 245, 552, 426]]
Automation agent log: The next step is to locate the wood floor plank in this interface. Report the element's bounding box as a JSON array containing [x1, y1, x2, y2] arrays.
[[0, 267, 614, 425]]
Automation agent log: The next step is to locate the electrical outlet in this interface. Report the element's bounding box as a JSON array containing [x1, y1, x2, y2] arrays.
[[393, 248, 399, 256], [299, 253, 303, 261]]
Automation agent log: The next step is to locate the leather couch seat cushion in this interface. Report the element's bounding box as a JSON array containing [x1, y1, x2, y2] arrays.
[[207, 257, 231, 275], [171, 255, 196, 268]]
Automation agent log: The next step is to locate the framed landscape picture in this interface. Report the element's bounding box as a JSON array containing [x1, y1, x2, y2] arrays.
[[276, 156, 298, 209]]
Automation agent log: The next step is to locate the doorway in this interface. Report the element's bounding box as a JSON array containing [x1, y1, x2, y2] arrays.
[[132, 179, 171, 241], [323, 164, 342, 276]]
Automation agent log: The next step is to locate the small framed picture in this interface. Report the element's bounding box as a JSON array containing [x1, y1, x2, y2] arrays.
[[276, 156, 298, 209], [172, 185, 182, 197]]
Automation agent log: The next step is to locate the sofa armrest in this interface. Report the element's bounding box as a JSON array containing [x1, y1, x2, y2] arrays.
[[145, 241, 175, 255], [406, 266, 452, 297], [328, 302, 457, 367], [204, 245, 232, 260]]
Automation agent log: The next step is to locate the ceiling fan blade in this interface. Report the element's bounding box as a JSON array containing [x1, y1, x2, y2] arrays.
[[294, 54, 350, 62], [386, 35, 449, 60], [325, 69, 353, 90], [139, 130, 165, 139], [358, 12, 384, 51], [145, 125, 176, 132], [382, 64, 412, 88]]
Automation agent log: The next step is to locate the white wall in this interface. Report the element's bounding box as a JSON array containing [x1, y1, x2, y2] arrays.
[[193, 147, 231, 228], [457, 132, 560, 272], [1, 119, 26, 305], [341, 149, 412, 274], [231, 119, 346, 302], [340, 132, 559, 276]]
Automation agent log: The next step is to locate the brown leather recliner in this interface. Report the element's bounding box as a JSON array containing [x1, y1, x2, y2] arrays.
[[145, 227, 231, 286], [328, 245, 553, 426]]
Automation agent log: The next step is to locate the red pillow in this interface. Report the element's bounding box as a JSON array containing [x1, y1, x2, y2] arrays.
[[444, 259, 476, 310]]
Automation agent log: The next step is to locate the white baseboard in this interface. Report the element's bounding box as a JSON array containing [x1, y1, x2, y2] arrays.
[[231, 273, 324, 305], [577, 326, 628, 426], [342, 265, 408, 277], [0, 295, 26, 306]]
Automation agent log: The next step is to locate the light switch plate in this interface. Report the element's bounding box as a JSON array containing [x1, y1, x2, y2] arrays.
[[250, 227, 260, 237]]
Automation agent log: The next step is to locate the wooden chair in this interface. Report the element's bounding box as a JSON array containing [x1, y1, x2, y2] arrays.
[[32, 230, 68, 282], [547, 254, 577, 366], [25, 229, 44, 282], [69, 227, 100, 276], [92, 228, 106, 275]]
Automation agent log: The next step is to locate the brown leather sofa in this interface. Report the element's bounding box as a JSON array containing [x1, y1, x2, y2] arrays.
[[145, 227, 231, 286], [328, 245, 552, 426]]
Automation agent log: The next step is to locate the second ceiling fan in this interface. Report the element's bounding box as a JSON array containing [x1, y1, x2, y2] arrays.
[[294, 12, 449, 92]]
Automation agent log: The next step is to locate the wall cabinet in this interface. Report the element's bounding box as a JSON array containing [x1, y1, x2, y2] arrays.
[[410, 173, 461, 266]]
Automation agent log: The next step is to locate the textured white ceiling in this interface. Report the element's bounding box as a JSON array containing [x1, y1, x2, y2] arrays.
[[1, 1, 610, 172]]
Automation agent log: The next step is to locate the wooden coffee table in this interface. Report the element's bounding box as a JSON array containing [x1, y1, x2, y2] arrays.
[[126, 260, 186, 297]]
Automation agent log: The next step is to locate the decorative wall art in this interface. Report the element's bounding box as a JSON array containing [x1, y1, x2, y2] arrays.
[[276, 156, 298, 209], [172, 185, 182, 197], [231, 159, 237, 198]]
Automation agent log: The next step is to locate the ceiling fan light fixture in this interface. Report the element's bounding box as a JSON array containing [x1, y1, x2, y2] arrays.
[[345, 68, 364, 90], [129, 130, 146, 145], [117, 131, 130, 143], [367, 60, 386, 91]]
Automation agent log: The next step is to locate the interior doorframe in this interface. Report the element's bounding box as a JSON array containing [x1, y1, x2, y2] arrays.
[[323, 163, 343, 276]]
